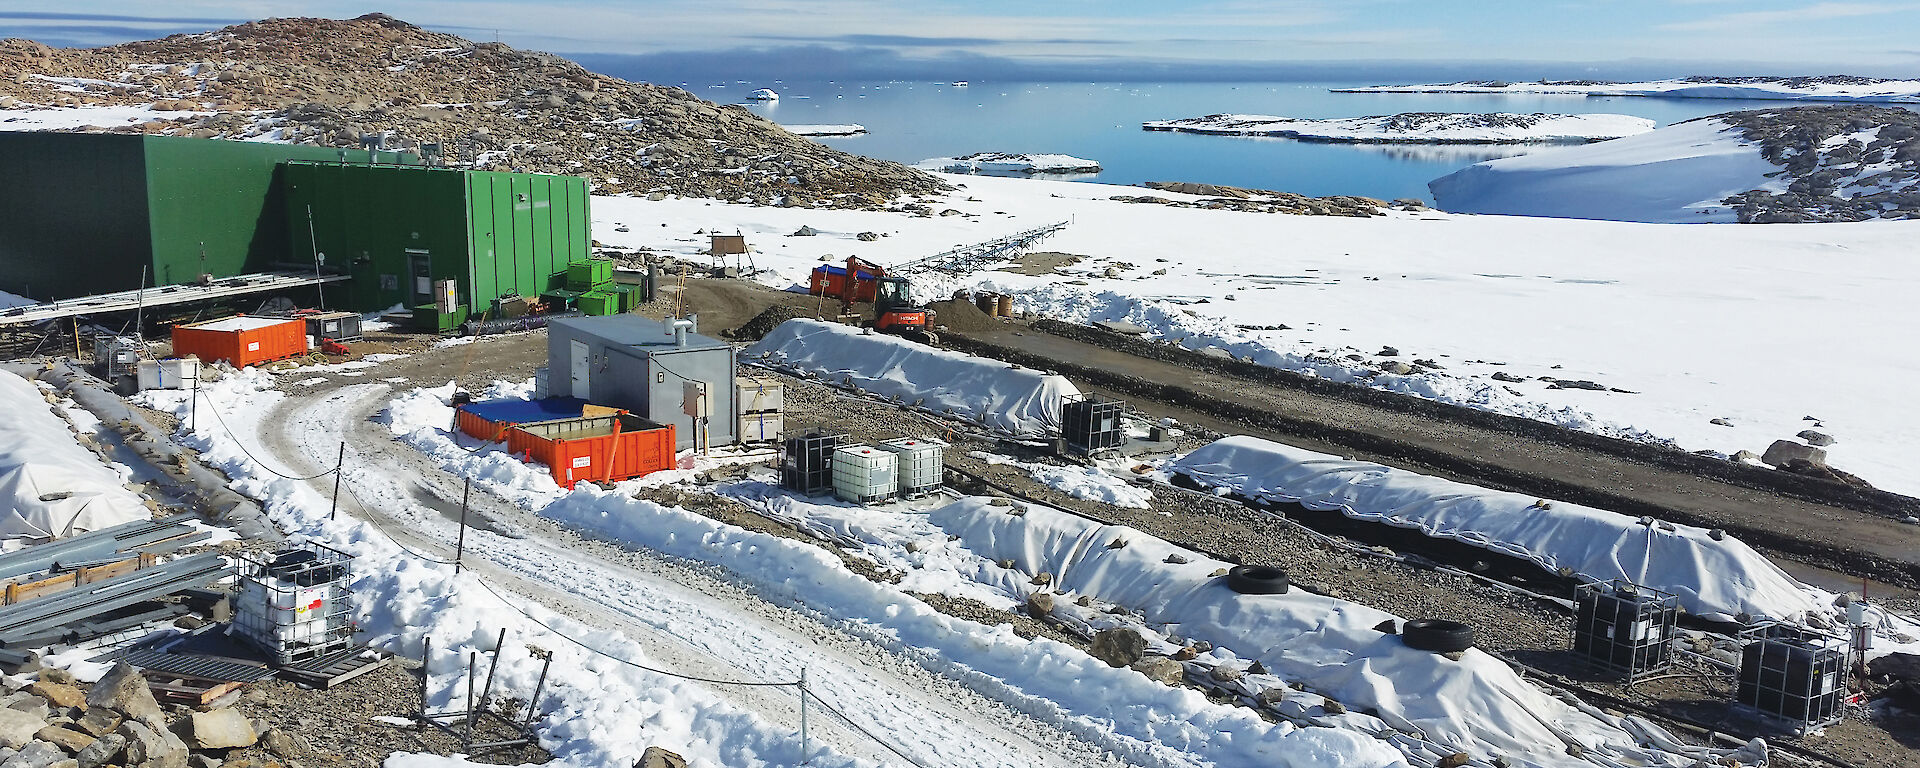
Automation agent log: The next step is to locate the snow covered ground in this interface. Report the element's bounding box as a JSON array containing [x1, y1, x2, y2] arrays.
[[1428, 117, 1781, 221], [0, 369, 151, 546], [1428, 118, 1780, 222], [0, 104, 212, 130], [916, 152, 1102, 175], [1142, 113, 1654, 144], [1335, 78, 1920, 103], [593, 174, 1920, 495]]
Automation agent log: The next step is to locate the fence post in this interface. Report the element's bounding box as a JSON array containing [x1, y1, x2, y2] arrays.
[[328, 442, 345, 520], [799, 667, 809, 765], [455, 477, 471, 574]]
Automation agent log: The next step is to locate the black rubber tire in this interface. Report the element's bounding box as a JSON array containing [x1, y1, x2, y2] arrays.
[[1401, 619, 1474, 653], [1225, 565, 1289, 595]]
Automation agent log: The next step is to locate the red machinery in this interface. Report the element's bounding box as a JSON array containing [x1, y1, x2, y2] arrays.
[[807, 256, 937, 344]]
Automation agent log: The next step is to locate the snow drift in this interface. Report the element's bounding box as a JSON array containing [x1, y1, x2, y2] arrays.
[[1428, 118, 1780, 222], [1335, 77, 1920, 103], [0, 369, 150, 545], [745, 319, 1079, 437], [1170, 436, 1820, 623]]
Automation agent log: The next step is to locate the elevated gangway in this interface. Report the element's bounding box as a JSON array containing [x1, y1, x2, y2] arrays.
[[890, 220, 1070, 275], [0, 272, 350, 327]]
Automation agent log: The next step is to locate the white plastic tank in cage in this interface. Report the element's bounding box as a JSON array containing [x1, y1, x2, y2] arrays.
[[876, 438, 944, 499], [832, 445, 897, 504]]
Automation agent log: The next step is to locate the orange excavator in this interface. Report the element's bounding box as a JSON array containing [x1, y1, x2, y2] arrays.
[[808, 256, 938, 345]]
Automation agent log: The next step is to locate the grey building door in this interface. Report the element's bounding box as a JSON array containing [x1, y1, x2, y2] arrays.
[[569, 340, 590, 399]]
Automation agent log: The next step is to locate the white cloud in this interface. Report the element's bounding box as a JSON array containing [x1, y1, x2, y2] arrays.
[[1656, 2, 1913, 32]]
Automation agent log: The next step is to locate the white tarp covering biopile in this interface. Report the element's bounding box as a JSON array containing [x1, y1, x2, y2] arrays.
[[745, 318, 1079, 437], [0, 369, 149, 544], [1169, 436, 1820, 623], [929, 497, 1741, 767]]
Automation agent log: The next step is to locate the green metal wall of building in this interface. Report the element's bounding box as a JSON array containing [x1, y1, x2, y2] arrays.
[[0, 133, 153, 301], [284, 163, 591, 315], [0, 133, 418, 303]]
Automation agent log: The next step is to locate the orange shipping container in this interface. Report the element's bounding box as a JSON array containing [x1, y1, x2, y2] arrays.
[[505, 413, 677, 487], [170, 316, 308, 368]]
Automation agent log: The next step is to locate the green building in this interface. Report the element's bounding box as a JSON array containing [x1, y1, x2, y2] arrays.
[[0, 133, 415, 302], [0, 133, 594, 328], [281, 162, 591, 329]]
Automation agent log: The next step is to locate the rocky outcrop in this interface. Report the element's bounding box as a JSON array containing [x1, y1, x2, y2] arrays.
[[1716, 105, 1920, 222], [0, 14, 946, 208], [1125, 181, 1384, 217]]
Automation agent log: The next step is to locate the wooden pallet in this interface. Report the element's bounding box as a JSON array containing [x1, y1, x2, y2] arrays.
[[279, 647, 393, 689], [143, 671, 245, 706]]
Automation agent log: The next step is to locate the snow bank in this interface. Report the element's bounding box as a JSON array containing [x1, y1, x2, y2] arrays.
[[745, 319, 1079, 437], [1335, 78, 1920, 103], [917, 152, 1102, 174], [1428, 118, 1781, 222], [0, 370, 150, 544], [1143, 113, 1655, 144], [929, 497, 1711, 767], [972, 451, 1152, 508], [0, 104, 213, 131], [549, 486, 1405, 768], [1170, 436, 1819, 623]]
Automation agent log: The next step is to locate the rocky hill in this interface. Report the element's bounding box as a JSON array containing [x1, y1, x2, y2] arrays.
[[0, 14, 946, 208], [1716, 105, 1920, 222]]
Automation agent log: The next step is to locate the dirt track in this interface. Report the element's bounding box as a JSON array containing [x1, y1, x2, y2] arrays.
[[678, 278, 1920, 597]]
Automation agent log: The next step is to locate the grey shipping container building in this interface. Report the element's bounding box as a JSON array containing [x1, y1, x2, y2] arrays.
[[547, 315, 736, 450]]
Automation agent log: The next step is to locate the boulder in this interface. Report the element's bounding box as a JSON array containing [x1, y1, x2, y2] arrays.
[[1208, 665, 1245, 683], [638, 746, 687, 768], [1088, 627, 1148, 668], [1129, 657, 1185, 685], [2, 740, 63, 768], [74, 732, 125, 768], [25, 682, 84, 710], [1023, 592, 1054, 618], [1797, 429, 1835, 446], [187, 709, 255, 749], [0, 709, 48, 749], [1761, 439, 1826, 469], [34, 725, 93, 752], [117, 720, 186, 768], [71, 711, 121, 738], [85, 663, 163, 728]]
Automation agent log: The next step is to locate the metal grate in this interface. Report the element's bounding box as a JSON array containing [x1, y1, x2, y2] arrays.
[[1736, 622, 1846, 731], [122, 650, 277, 683], [1061, 394, 1125, 455], [781, 433, 842, 496]]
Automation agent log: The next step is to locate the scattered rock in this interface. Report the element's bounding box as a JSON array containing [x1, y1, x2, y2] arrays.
[[3, 741, 63, 768], [1377, 346, 1399, 357], [1439, 753, 1471, 768], [1710, 418, 1732, 427], [1797, 429, 1835, 446], [71, 711, 120, 738], [791, 225, 817, 236], [1024, 592, 1055, 618], [35, 725, 93, 752], [188, 708, 256, 749], [1129, 657, 1185, 685], [1208, 665, 1245, 683], [639, 746, 688, 768], [1761, 439, 1826, 469], [1380, 361, 1414, 376], [855, 232, 880, 242], [1088, 627, 1149, 668], [1490, 371, 1524, 383], [1171, 646, 1199, 662], [74, 734, 125, 768], [118, 719, 187, 768], [1730, 449, 1760, 464], [0, 709, 47, 749], [86, 663, 163, 728], [1163, 553, 1188, 564], [1029, 572, 1053, 586]]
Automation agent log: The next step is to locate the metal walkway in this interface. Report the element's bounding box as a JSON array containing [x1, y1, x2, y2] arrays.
[[891, 220, 1070, 274], [1, 272, 349, 327]]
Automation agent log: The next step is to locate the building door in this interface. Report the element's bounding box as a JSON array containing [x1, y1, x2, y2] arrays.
[[570, 339, 590, 399], [408, 251, 432, 306]]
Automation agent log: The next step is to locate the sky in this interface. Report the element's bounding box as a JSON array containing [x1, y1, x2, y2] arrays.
[[4, 2, 1918, 81]]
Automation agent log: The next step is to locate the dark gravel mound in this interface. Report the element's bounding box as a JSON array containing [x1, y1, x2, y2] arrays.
[[925, 298, 999, 333], [728, 304, 817, 340]]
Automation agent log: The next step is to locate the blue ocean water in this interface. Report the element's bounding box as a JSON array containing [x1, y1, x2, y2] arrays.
[[705, 80, 1816, 202]]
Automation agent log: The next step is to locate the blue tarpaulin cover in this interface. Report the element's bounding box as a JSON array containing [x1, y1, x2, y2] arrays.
[[458, 397, 591, 426]]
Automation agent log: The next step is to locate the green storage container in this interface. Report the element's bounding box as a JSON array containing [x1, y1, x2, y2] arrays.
[[542, 289, 583, 311], [412, 303, 470, 333], [567, 259, 613, 291], [578, 291, 620, 316], [612, 284, 640, 312]]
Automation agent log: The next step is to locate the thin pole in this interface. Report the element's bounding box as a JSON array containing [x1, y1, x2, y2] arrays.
[[479, 627, 507, 713], [419, 636, 432, 719], [465, 651, 478, 749], [328, 442, 345, 520], [524, 646, 553, 727], [307, 205, 326, 310], [135, 265, 146, 341], [799, 667, 809, 765], [454, 477, 471, 574], [72, 316, 81, 360], [189, 373, 198, 433]]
